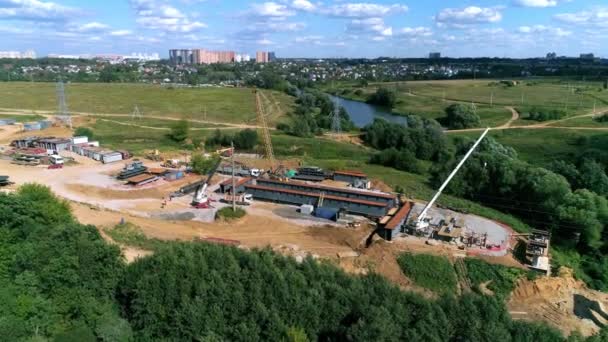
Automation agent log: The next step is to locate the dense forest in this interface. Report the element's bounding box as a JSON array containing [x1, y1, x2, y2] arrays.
[[4, 184, 608, 341]]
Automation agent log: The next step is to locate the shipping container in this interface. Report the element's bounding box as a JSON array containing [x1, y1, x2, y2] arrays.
[[165, 171, 184, 181], [23, 122, 41, 131], [38, 120, 52, 129], [72, 136, 89, 145], [102, 152, 123, 164]]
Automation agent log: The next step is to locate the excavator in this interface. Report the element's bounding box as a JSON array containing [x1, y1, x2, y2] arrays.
[[191, 157, 223, 209]]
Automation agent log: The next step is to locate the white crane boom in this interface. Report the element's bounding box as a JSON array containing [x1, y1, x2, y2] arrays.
[[416, 128, 490, 228]]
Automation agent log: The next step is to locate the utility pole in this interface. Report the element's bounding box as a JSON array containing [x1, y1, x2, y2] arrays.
[[231, 141, 236, 212]]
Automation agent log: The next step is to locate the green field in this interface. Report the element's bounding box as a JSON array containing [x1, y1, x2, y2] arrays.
[[87, 118, 238, 154], [93, 116, 228, 129], [450, 128, 608, 168], [329, 78, 608, 128], [0, 82, 293, 124], [0, 113, 45, 122]]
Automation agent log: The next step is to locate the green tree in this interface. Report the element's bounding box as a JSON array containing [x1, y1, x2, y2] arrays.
[[169, 119, 189, 143], [234, 129, 258, 150], [444, 104, 481, 129], [190, 154, 219, 175], [366, 87, 397, 108], [74, 127, 94, 140]]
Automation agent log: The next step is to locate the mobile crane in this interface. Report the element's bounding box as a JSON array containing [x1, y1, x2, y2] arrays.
[[191, 157, 223, 209], [412, 128, 490, 232]]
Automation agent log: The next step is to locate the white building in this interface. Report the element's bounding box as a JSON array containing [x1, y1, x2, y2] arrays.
[[242, 54, 251, 62], [0, 50, 36, 59]]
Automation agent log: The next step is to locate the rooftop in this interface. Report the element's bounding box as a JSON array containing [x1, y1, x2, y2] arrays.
[[385, 202, 413, 230]]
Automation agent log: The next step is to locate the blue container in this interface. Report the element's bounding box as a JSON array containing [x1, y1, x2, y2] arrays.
[[24, 122, 41, 131], [38, 120, 52, 129], [314, 207, 339, 221]]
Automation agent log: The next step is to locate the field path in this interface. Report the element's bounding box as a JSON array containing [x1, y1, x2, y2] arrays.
[[498, 107, 519, 129], [0, 107, 267, 130]]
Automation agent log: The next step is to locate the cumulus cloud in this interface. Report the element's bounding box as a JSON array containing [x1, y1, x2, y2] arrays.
[[131, 0, 207, 33], [324, 3, 407, 18], [347, 17, 392, 36], [294, 35, 323, 43], [554, 8, 608, 27], [435, 6, 502, 27], [0, 0, 80, 21], [513, 0, 558, 8], [397, 27, 433, 37], [109, 30, 133, 36], [518, 24, 572, 36], [257, 38, 274, 45], [71, 22, 109, 33], [250, 2, 295, 18], [292, 0, 315, 12]]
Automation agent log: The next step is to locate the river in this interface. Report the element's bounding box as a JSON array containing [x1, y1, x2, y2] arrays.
[[327, 94, 409, 128]]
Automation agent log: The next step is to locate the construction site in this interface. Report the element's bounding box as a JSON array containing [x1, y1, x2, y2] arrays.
[[1, 81, 605, 336]]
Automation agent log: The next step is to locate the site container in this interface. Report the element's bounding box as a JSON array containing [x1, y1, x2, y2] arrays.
[[38, 120, 52, 129], [314, 207, 339, 221], [23, 122, 41, 131], [72, 136, 89, 145], [300, 204, 314, 215], [0, 119, 15, 126], [102, 152, 123, 164], [165, 171, 184, 181]]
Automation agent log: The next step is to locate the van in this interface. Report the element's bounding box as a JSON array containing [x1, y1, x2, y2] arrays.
[[49, 155, 64, 165]]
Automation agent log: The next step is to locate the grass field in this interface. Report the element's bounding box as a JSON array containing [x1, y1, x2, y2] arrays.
[[0, 82, 293, 124], [0, 113, 45, 122], [463, 258, 530, 298], [329, 78, 608, 128], [450, 128, 608, 168], [94, 116, 228, 129], [87, 118, 238, 154]]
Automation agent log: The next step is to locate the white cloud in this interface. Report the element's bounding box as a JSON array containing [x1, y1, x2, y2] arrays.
[[347, 17, 392, 37], [397, 27, 433, 37], [110, 30, 132, 36], [72, 22, 109, 33], [0, 0, 80, 21], [517, 25, 572, 36], [257, 38, 274, 45], [435, 6, 502, 26], [554, 8, 608, 27], [292, 0, 315, 12], [295, 35, 323, 43], [130, 0, 207, 33], [251, 2, 295, 18], [325, 3, 407, 18], [513, 0, 558, 8]]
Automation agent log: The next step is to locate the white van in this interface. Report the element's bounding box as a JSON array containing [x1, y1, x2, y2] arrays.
[[49, 155, 64, 165]]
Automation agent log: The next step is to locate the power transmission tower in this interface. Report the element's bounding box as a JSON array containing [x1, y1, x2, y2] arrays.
[[131, 105, 143, 120], [331, 99, 342, 134], [56, 80, 71, 129]]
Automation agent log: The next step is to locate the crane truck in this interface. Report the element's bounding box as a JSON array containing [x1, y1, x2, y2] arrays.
[[191, 158, 223, 209], [412, 128, 490, 232]]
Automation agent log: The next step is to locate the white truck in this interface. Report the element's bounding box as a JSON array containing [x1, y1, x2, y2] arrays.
[[222, 193, 253, 205]]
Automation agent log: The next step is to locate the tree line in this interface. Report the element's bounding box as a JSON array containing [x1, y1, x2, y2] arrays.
[[4, 184, 608, 341]]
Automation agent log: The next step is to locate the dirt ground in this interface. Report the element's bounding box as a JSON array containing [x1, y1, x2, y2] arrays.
[[508, 268, 608, 337]]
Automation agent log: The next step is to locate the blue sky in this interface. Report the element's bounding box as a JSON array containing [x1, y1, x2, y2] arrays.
[[0, 0, 607, 58]]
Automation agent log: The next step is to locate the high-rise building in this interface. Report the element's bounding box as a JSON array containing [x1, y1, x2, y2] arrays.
[[256, 51, 269, 63], [268, 51, 276, 62], [169, 49, 193, 65], [429, 52, 441, 59]]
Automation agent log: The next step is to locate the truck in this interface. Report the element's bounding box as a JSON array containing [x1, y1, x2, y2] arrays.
[[222, 193, 253, 206], [218, 165, 261, 178]]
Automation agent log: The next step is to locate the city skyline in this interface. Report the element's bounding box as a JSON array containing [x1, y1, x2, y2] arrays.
[[0, 0, 607, 58]]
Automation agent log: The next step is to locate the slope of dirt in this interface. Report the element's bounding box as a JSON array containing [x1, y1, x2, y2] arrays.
[[508, 268, 608, 337]]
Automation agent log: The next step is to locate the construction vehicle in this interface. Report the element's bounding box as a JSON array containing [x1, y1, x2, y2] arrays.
[[410, 128, 490, 233], [218, 165, 261, 178], [0, 176, 13, 187], [145, 149, 163, 162], [216, 147, 233, 157], [222, 193, 253, 206], [161, 159, 181, 168], [191, 158, 223, 209]]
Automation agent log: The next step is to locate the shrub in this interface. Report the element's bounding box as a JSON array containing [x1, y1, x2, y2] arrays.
[[397, 253, 457, 295], [444, 104, 481, 129], [464, 258, 527, 298], [74, 126, 94, 140], [366, 87, 397, 108], [521, 106, 566, 121], [215, 207, 246, 220]]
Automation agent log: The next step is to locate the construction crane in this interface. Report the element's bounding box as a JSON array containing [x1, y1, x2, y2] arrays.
[[254, 89, 276, 171], [191, 157, 223, 209], [413, 128, 490, 231]]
